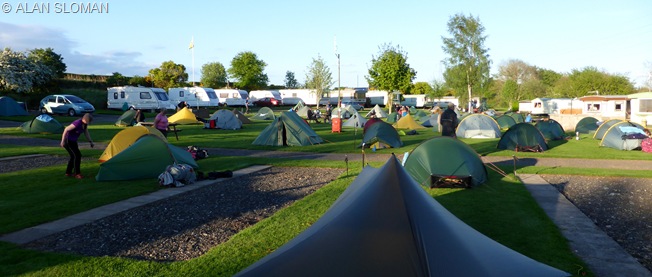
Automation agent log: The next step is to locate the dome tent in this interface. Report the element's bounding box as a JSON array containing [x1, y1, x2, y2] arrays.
[[209, 109, 242, 130], [393, 114, 426, 130], [360, 121, 402, 148], [343, 111, 366, 128], [455, 114, 501, 139], [168, 107, 201, 124], [251, 107, 276, 120], [593, 119, 622, 140], [497, 123, 549, 152], [600, 121, 647, 151], [494, 115, 516, 130], [115, 109, 137, 127], [99, 126, 166, 162], [535, 119, 566, 140], [574, 116, 598, 134], [20, 114, 64, 134], [0, 96, 28, 116], [365, 104, 387, 118], [252, 111, 323, 146]]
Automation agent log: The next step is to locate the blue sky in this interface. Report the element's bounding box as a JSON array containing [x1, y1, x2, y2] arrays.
[[1, 0, 651, 88]]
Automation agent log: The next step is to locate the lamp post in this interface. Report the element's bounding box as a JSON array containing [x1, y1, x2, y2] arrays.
[[334, 36, 341, 118]]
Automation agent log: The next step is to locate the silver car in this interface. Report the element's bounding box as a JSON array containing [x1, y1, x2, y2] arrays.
[[40, 94, 95, 116]]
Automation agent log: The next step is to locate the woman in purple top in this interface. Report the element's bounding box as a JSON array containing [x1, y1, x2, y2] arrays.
[[154, 108, 169, 137], [60, 113, 94, 179]]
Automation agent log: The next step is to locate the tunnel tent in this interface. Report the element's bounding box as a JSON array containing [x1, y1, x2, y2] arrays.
[[600, 121, 647, 151], [574, 116, 598, 134], [593, 119, 622, 140], [454, 114, 501, 139], [494, 115, 517, 130], [535, 119, 566, 140], [497, 123, 549, 152]]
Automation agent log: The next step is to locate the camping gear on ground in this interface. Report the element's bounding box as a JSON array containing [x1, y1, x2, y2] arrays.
[[252, 111, 323, 146], [535, 119, 566, 140], [574, 116, 598, 134], [232, 109, 252, 124], [99, 126, 166, 162], [158, 163, 196, 187], [115, 109, 137, 127], [360, 121, 402, 148], [251, 107, 276, 120], [20, 114, 64, 134], [235, 157, 568, 277], [600, 121, 647, 151], [497, 123, 549, 152], [96, 135, 197, 181], [343, 111, 366, 128], [593, 119, 622, 140], [168, 107, 201, 124], [642, 138, 652, 153], [0, 96, 28, 116], [404, 136, 487, 187], [186, 145, 208, 160], [207, 109, 243, 129], [365, 104, 387, 118], [393, 114, 426, 130], [494, 114, 517, 130], [455, 114, 501, 139]]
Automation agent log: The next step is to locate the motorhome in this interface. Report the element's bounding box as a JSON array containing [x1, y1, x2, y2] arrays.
[[530, 98, 582, 115], [401, 94, 427, 108], [215, 89, 249, 107], [323, 88, 366, 106], [278, 89, 319, 105], [249, 90, 283, 103], [168, 87, 219, 108], [366, 90, 389, 106], [107, 86, 175, 110]]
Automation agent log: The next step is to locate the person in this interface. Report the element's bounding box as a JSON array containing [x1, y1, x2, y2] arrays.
[[245, 97, 250, 114], [525, 113, 532, 123], [177, 101, 187, 111], [60, 113, 94, 179], [133, 109, 145, 125], [440, 102, 458, 137], [154, 108, 169, 137]]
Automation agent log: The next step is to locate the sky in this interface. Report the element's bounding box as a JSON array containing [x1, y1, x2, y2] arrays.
[[1, 0, 651, 89]]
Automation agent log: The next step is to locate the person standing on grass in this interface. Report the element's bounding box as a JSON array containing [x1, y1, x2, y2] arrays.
[[154, 108, 169, 137], [245, 97, 250, 114], [440, 102, 458, 137], [60, 113, 94, 179]]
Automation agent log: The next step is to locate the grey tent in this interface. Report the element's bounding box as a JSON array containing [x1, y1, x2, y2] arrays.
[[0, 96, 28, 116], [252, 111, 323, 146], [593, 119, 622, 140], [600, 121, 647, 150], [295, 106, 310, 118], [251, 107, 276, 120], [343, 111, 366, 128], [420, 114, 439, 129], [209, 109, 242, 129], [455, 114, 501, 138], [235, 157, 568, 277], [232, 109, 252, 124], [365, 104, 387, 118]]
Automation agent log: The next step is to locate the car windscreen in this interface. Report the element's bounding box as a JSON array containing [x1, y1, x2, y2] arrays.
[[65, 95, 86, 103]]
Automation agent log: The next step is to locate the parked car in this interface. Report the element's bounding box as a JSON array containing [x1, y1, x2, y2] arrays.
[[39, 94, 95, 116], [341, 101, 363, 111], [253, 97, 282, 107]]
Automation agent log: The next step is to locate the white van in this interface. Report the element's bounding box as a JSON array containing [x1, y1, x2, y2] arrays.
[[168, 87, 220, 108], [249, 90, 283, 104], [215, 89, 249, 107], [107, 86, 175, 110]]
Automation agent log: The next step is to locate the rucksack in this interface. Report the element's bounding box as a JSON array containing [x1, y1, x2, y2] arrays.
[[187, 145, 209, 160]]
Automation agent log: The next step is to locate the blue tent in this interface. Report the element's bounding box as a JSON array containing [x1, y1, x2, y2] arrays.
[[0, 96, 28, 116]]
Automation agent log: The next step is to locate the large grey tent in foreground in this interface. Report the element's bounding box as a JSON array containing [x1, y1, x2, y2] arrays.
[[236, 157, 568, 277]]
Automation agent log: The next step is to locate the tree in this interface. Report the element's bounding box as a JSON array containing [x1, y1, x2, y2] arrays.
[[200, 62, 227, 88], [412, 82, 433, 95], [366, 43, 416, 107], [441, 13, 491, 112], [305, 55, 334, 108], [431, 79, 448, 99], [563, 67, 634, 97], [129, 75, 148, 86], [106, 72, 128, 87], [0, 48, 53, 93], [501, 79, 518, 110], [27, 48, 66, 78], [284, 71, 300, 88], [495, 59, 539, 105], [228, 51, 268, 91], [148, 61, 188, 90]]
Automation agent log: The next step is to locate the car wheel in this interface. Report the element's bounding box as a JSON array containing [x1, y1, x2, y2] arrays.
[[68, 109, 76, 117], [40, 107, 48, 114]]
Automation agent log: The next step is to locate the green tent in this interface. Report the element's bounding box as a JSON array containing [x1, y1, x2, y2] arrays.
[[404, 136, 487, 187], [360, 121, 402, 148], [600, 121, 647, 151], [20, 114, 64, 134], [385, 112, 398, 123], [292, 100, 305, 111], [0, 96, 28, 116], [593, 119, 622, 140], [494, 115, 516, 130], [115, 110, 137, 127], [96, 135, 198, 181], [455, 114, 501, 139], [574, 116, 599, 134], [535, 119, 565, 140], [414, 110, 427, 118], [252, 111, 323, 146], [251, 107, 276, 120], [497, 123, 548, 152], [508, 112, 524, 123], [295, 106, 310, 118]]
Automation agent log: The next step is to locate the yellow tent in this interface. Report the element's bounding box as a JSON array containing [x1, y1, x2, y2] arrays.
[[168, 107, 201, 124], [99, 126, 166, 162], [393, 114, 426, 130]]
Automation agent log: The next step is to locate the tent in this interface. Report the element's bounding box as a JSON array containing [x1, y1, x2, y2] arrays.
[[497, 123, 549, 152], [0, 96, 28, 116], [252, 107, 276, 120], [343, 111, 366, 128], [455, 114, 501, 139], [96, 135, 197, 181], [168, 107, 200, 124], [600, 121, 647, 150], [20, 114, 64, 134], [295, 106, 310, 118], [330, 107, 352, 119], [363, 118, 383, 133], [593, 119, 622, 140], [235, 157, 568, 277], [232, 109, 252, 124], [361, 121, 402, 148], [292, 100, 305, 111], [494, 115, 517, 130], [506, 112, 524, 123], [252, 111, 323, 146], [535, 119, 566, 140], [393, 114, 426, 130], [365, 104, 387, 118], [404, 136, 487, 187], [99, 126, 166, 162], [115, 110, 137, 127], [420, 114, 439, 128], [385, 112, 398, 123], [209, 109, 242, 130], [414, 110, 428, 118], [574, 116, 598, 134]]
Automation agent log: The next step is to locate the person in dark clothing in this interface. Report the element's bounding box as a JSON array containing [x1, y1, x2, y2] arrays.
[[133, 109, 145, 125], [440, 102, 458, 137], [60, 113, 94, 179]]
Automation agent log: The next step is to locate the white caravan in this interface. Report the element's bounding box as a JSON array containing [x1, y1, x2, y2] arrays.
[[249, 90, 283, 102], [401, 94, 427, 108], [107, 86, 175, 110], [168, 87, 219, 108], [215, 89, 249, 107], [278, 89, 319, 105], [366, 90, 390, 106]]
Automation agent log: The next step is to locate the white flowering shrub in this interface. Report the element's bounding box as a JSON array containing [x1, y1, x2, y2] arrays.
[[0, 48, 54, 93]]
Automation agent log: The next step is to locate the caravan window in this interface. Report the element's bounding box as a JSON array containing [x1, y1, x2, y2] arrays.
[[120, 91, 125, 98], [206, 90, 217, 99], [179, 91, 184, 97], [140, 92, 152, 99], [220, 93, 229, 99], [154, 91, 169, 101], [113, 92, 118, 99], [640, 99, 652, 113]]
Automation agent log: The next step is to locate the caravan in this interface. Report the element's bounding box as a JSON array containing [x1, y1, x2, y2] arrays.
[[249, 90, 283, 104], [279, 89, 319, 105], [215, 89, 249, 107], [107, 86, 175, 110], [168, 87, 219, 107]]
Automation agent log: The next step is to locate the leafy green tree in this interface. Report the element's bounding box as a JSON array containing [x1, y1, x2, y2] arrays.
[[200, 62, 227, 88], [148, 61, 188, 90], [563, 67, 634, 97], [366, 43, 416, 107], [0, 48, 53, 93], [128, 75, 148, 86], [412, 82, 433, 95], [284, 71, 300, 88], [431, 79, 448, 99], [305, 55, 334, 108], [106, 72, 128, 87], [27, 48, 66, 78], [227, 51, 268, 91], [501, 80, 518, 110], [441, 13, 491, 111]]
